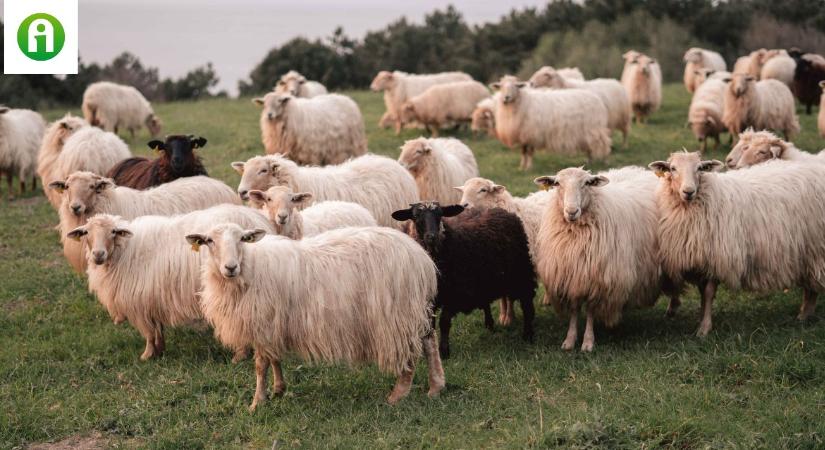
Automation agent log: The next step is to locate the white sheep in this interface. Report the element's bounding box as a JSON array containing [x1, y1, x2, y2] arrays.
[[37, 114, 88, 208], [247, 186, 376, 239], [733, 55, 752, 74], [688, 77, 728, 151], [50, 172, 240, 273], [273, 70, 328, 97], [370, 70, 473, 134], [190, 223, 445, 409], [529, 66, 631, 147], [556, 67, 585, 81], [760, 51, 796, 86], [724, 129, 825, 169], [398, 137, 478, 204], [649, 152, 825, 336], [820, 81, 825, 138], [232, 154, 418, 230], [683, 47, 727, 93], [0, 107, 46, 198], [491, 75, 611, 170], [398, 81, 490, 136], [470, 95, 498, 138], [253, 92, 367, 166], [722, 74, 799, 140], [82, 81, 162, 138], [66, 205, 274, 360], [620, 50, 642, 87], [692, 68, 731, 86], [622, 54, 662, 123], [528, 66, 586, 86]]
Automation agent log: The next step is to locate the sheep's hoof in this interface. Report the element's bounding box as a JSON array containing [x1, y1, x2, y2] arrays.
[[140, 350, 155, 361], [438, 347, 450, 359], [665, 308, 677, 318], [581, 341, 594, 352], [249, 395, 267, 412], [273, 384, 286, 396], [561, 339, 576, 351], [796, 312, 811, 322], [427, 381, 445, 399], [695, 325, 711, 338]]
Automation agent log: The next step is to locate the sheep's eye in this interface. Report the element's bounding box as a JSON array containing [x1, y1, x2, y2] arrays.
[[206, 238, 213, 244], [479, 188, 487, 193], [259, 169, 267, 174], [416, 149, 423, 154]]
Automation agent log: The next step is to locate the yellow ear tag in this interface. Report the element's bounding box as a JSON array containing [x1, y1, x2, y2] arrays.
[[539, 184, 549, 191], [655, 170, 665, 178], [154, 148, 161, 155], [191, 243, 201, 252]]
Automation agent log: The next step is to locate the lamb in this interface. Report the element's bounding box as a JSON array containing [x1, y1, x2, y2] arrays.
[[247, 186, 376, 239], [789, 51, 825, 115], [50, 172, 240, 273], [231, 154, 418, 230], [722, 74, 799, 140], [65, 205, 274, 360], [491, 75, 611, 170], [398, 81, 490, 136], [533, 166, 671, 352], [37, 114, 88, 207], [190, 223, 445, 409], [623, 54, 662, 123], [392, 202, 536, 358], [688, 77, 728, 151], [724, 129, 824, 169], [253, 92, 367, 166], [470, 95, 497, 138], [528, 66, 631, 147], [683, 48, 727, 93], [760, 50, 796, 86], [370, 70, 473, 134], [398, 137, 478, 204], [82, 81, 162, 138], [273, 70, 328, 98], [0, 107, 46, 198], [820, 81, 825, 137], [106, 135, 207, 189], [649, 151, 825, 337]]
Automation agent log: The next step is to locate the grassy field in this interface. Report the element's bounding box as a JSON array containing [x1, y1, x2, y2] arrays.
[[2, 85, 825, 449]]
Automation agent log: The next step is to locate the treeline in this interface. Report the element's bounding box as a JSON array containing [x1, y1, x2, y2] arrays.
[[241, 0, 825, 94]]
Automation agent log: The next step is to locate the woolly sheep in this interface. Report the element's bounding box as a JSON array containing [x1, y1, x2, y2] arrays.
[[623, 54, 662, 123], [190, 223, 445, 409], [724, 129, 825, 169], [370, 70, 473, 134], [649, 152, 825, 336], [65, 205, 274, 360], [556, 67, 585, 81], [0, 107, 46, 198], [50, 172, 240, 273], [620, 50, 641, 87], [470, 95, 497, 138], [722, 74, 799, 140], [820, 81, 825, 137], [398, 81, 490, 136], [37, 114, 88, 207], [232, 154, 418, 230], [273, 70, 328, 98], [248, 186, 376, 239], [529, 66, 631, 147], [760, 51, 796, 86], [693, 68, 731, 86], [688, 77, 728, 151], [82, 81, 162, 138], [533, 166, 672, 351], [253, 92, 367, 166], [789, 51, 825, 114], [491, 75, 611, 170], [398, 137, 478, 204], [683, 48, 727, 93]]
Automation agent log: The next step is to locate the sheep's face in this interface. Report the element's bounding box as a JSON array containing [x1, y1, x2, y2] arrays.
[[623, 50, 641, 64], [370, 71, 394, 91], [253, 93, 291, 121], [50, 172, 113, 217], [51, 115, 86, 146], [279, 72, 307, 96], [66, 215, 132, 266], [693, 68, 715, 86], [728, 130, 787, 169], [456, 177, 505, 208], [490, 76, 526, 104], [399, 102, 417, 124], [145, 115, 162, 137], [248, 186, 311, 230], [391, 202, 464, 252], [730, 74, 755, 98], [148, 135, 206, 174], [398, 138, 432, 174], [232, 156, 292, 201], [636, 56, 656, 77], [534, 168, 608, 223], [186, 224, 266, 279], [471, 106, 494, 133], [649, 152, 722, 202], [529, 67, 562, 89]]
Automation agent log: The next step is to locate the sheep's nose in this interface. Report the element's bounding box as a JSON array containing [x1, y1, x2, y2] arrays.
[[267, 112, 274, 120], [71, 204, 82, 215], [682, 188, 696, 200], [239, 190, 249, 200], [424, 232, 437, 242], [224, 263, 238, 275], [92, 250, 106, 264], [725, 158, 735, 168], [277, 213, 288, 224]]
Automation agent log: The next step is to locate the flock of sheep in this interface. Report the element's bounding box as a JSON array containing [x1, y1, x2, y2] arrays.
[[1, 45, 824, 410]]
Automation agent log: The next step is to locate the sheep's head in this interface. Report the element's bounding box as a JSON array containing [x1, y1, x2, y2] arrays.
[[49, 114, 86, 146], [693, 68, 716, 86], [398, 138, 433, 174], [370, 71, 394, 91], [534, 168, 607, 223], [471, 105, 494, 134], [727, 129, 789, 169], [392, 201, 464, 252], [278, 70, 307, 96], [148, 135, 206, 174], [66, 214, 132, 266], [248, 186, 311, 232], [399, 102, 417, 125], [729, 74, 755, 98], [253, 92, 291, 121], [528, 66, 562, 88], [623, 50, 641, 63], [649, 152, 722, 203], [145, 114, 162, 137], [689, 111, 717, 141], [49, 171, 114, 217], [683, 48, 702, 64], [490, 75, 526, 104], [455, 177, 506, 209], [231, 155, 293, 201], [636, 56, 657, 77], [186, 223, 266, 279]]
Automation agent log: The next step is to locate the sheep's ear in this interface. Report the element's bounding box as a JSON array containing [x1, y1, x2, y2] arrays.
[[114, 228, 133, 238], [49, 181, 68, 193], [147, 140, 165, 151], [442, 204, 465, 217], [252, 98, 264, 106], [491, 184, 506, 193], [230, 162, 245, 174], [94, 178, 114, 192], [698, 160, 723, 172], [422, 145, 432, 153], [648, 161, 671, 177], [66, 227, 88, 241], [586, 175, 609, 187], [745, 75, 755, 82], [247, 190, 266, 203], [533, 176, 558, 190], [489, 82, 501, 90], [291, 192, 312, 204], [819, 80, 825, 88], [278, 96, 290, 104], [191, 137, 207, 149], [0, 107, 9, 114], [515, 82, 527, 88], [693, 70, 702, 76], [391, 208, 413, 222], [706, 116, 716, 126], [59, 121, 70, 129], [185, 234, 207, 251], [769, 143, 786, 157], [241, 229, 266, 243], [452, 186, 464, 192], [722, 77, 732, 83]]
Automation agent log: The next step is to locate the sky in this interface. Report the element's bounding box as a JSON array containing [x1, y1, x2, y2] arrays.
[[2, 0, 549, 95]]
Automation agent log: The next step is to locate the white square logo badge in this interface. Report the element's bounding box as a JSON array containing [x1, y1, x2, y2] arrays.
[[3, 0, 78, 74]]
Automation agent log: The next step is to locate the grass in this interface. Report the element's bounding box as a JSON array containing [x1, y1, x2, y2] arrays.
[[2, 85, 825, 449]]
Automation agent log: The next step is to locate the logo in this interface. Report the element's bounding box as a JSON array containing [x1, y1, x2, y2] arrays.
[[17, 13, 66, 61]]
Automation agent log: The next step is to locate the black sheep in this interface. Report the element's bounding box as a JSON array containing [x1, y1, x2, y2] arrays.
[[392, 202, 537, 358], [106, 135, 208, 189], [789, 49, 825, 115]]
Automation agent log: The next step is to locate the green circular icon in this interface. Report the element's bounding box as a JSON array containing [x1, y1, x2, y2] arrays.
[[17, 13, 65, 61]]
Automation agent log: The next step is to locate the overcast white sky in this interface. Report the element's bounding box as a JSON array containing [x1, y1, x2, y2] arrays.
[[2, 0, 548, 95]]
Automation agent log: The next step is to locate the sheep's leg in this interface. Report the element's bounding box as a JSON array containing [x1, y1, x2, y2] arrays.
[[520, 146, 534, 171], [429, 125, 439, 137], [129, 128, 135, 140], [31, 174, 37, 192], [153, 324, 165, 356], [712, 135, 720, 151], [138, 323, 158, 361], [581, 308, 595, 352], [6, 172, 14, 199], [271, 360, 286, 395], [422, 331, 445, 398], [387, 363, 415, 405], [438, 310, 454, 359], [666, 294, 681, 318], [798, 289, 817, 321], [232, 346, 249, 363], [520, 296, 535, 343], [482, 304, 495, 331], [394, 120, 402, 135], [621, 127, 629, 149], [806, 103, 812, 115], [561, 307, 578, 351], [542, 291, 552, 306], [497, 298, 511, 325], [518, 150, 526, 171], [696, 280, 717, 338], [249, 353, 270, 411], [19, 178, 25, 197]]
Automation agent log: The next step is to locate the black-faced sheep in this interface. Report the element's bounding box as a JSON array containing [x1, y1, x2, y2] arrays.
[[106, 135, 208, 189], [789, 50, 825, 115]]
